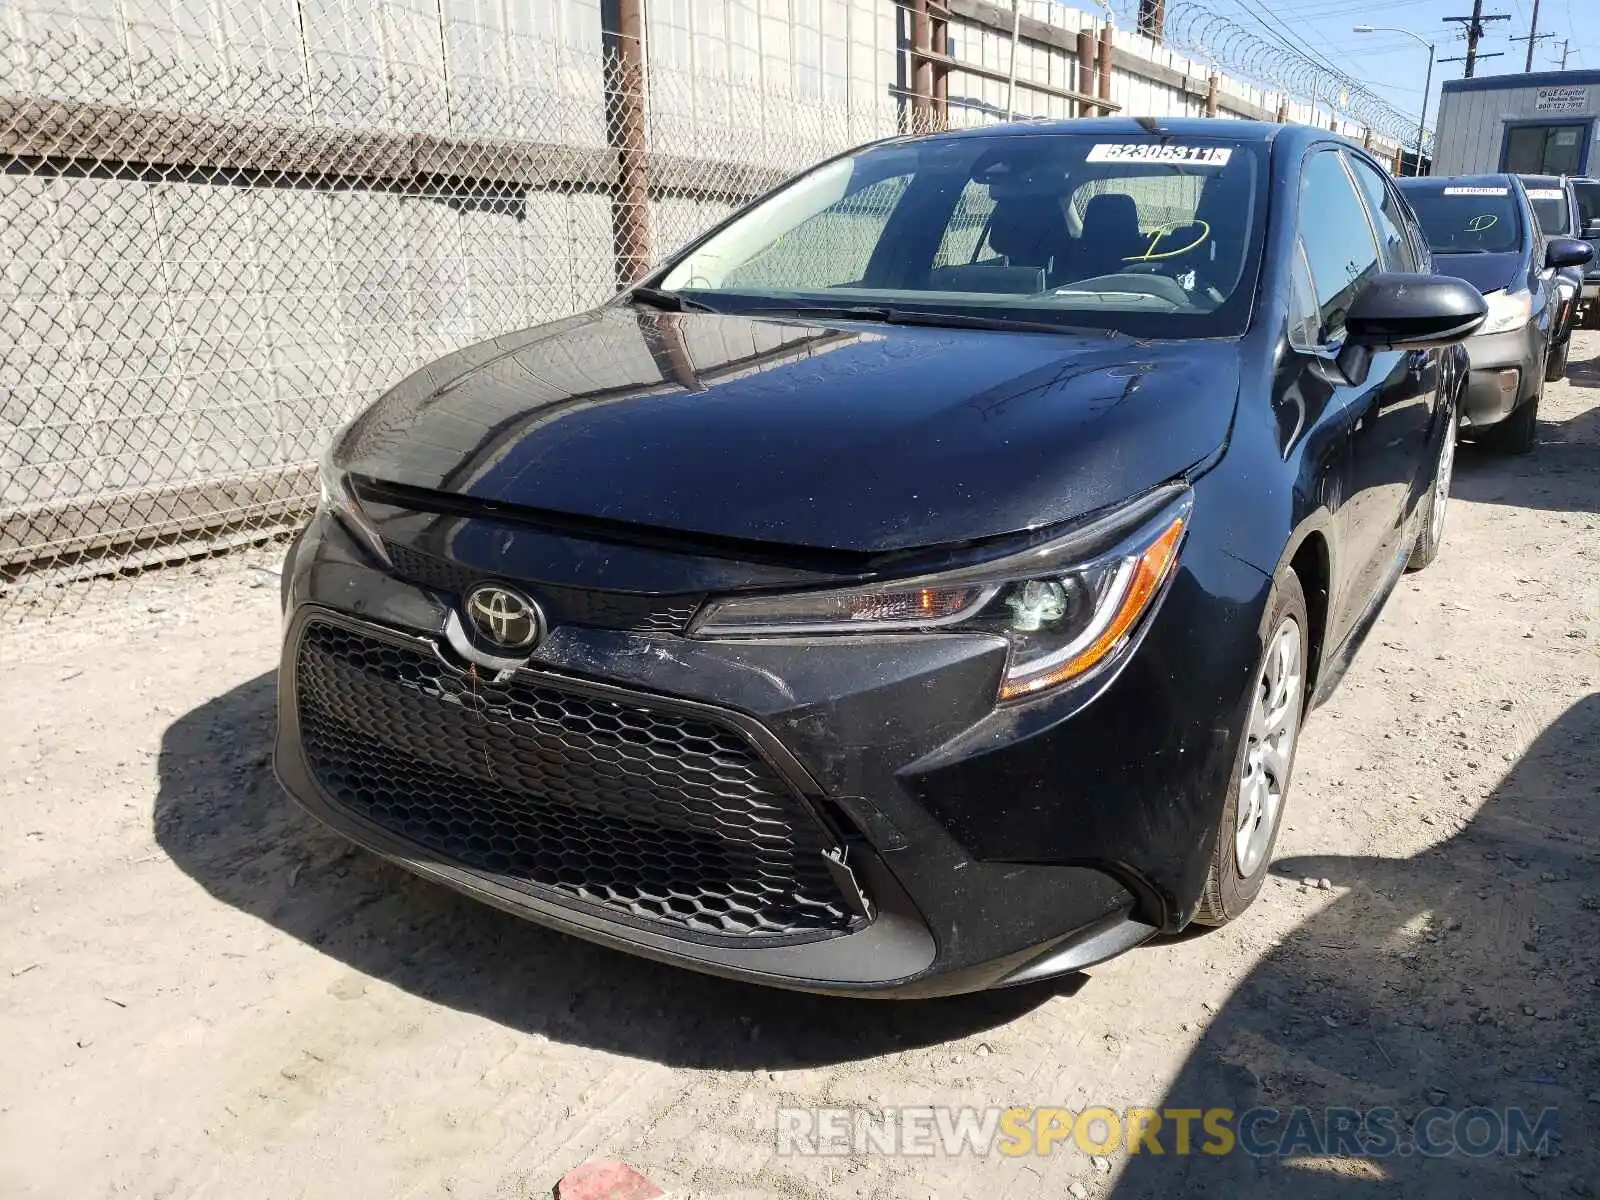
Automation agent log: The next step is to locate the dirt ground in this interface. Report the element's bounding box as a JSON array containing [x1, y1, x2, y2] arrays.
[[3, 333, 1598, 1200]]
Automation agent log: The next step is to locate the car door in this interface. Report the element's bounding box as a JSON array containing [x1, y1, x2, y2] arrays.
[[1287, 149, 1430, 643], [1344, 151, 1441, 539]]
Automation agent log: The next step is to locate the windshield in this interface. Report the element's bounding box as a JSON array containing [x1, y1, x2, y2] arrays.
[[1397, 182, 1523, 254], [1522, 179, 1573, 235], [658, 133, 1267, 338]]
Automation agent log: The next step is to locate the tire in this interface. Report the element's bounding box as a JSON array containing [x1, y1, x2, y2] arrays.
[[1407, 392, 1456, 572], [1545, 335, 1571, 382], [1193, 571, 1309, 927], [1479, 386, 1540, 455]]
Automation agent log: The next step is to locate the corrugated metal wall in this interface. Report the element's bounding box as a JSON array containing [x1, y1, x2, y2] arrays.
[[1433, 79, 1600, 176]]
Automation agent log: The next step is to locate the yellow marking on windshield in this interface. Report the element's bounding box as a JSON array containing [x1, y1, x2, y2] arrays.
[[1123, 220, 1210, 262]]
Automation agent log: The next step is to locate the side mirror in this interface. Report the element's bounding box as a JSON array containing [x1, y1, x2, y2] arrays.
[[1546, 237, 1595, 269], [1344, 273, 1487, 349], [1334, 274, 1486, 388]]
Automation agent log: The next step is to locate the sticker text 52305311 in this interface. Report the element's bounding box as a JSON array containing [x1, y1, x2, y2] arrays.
[[1085, 144, 1233, 167]]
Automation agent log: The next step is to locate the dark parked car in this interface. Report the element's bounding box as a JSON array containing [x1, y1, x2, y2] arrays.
[[277, 119, 1484, 997], [1398, 174, 1592, 453], [1519, 173, 1587, 369], [1572, 176, 1600, 323]]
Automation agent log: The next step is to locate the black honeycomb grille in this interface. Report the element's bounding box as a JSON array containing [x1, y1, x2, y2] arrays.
[[382, 542, 700, 633], [293, 618, 858, 941]]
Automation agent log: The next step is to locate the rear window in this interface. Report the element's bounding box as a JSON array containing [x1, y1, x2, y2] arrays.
[[1397, 182, 1522, 254]]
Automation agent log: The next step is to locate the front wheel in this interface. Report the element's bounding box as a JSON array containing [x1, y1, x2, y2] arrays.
[[1479, 387, 1540, 455], [1407, 395, 1456, 572], [1193, 572, 1309, 927], [1545, 335, 1571, 382]]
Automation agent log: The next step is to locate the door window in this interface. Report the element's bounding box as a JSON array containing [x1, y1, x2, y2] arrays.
[[1346, 155, 1420, 272], [1503, 123, 1587, 176], [1297, 150, 1383, 343], [1575, 180, 1600, 234]]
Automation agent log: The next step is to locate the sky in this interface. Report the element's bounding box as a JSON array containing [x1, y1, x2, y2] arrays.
[[1094, 0, 1595, 139]]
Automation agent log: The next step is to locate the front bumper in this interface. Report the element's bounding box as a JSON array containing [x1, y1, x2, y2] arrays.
[[1459, 325, 1542, 428], [274, 507, 1268, 995]]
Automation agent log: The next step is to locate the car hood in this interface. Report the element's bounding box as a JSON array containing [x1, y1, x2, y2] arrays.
[[336, 306, 1241, 555], [1430, 251, 1524, 295]]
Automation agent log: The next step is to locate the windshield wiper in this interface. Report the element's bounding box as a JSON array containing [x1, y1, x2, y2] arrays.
[[742, 304, 1114, 337], [626, 285, 719, 313]]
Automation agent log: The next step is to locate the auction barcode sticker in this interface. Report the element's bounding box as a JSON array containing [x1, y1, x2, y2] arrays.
[[1526, 188, 1565, 200], [1442, 186, 1508, 196], [1085, 143, 1233, 166]]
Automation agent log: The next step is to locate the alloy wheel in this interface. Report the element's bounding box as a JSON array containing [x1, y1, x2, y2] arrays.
[[1235, 617, 1304, 879], [1430, 415, 1455, 548]]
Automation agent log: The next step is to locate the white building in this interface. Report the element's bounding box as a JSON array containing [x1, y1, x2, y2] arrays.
[[1433, 69, 1600, 177]]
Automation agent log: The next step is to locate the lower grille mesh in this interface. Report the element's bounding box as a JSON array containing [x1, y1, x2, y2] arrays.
[[293, 618, 858, 940]]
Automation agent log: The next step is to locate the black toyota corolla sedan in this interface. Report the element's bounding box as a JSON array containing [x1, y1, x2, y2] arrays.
[[276, 119, 1485, 997]]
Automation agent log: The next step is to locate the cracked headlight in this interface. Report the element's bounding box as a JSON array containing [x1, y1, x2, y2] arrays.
[[690, 488, 1191, 701]]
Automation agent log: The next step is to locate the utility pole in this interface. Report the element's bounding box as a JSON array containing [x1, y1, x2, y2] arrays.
[[1443, 1, 1511, 78], [1509, 0, 1554, 72], [1556, 38, 1572, 69]]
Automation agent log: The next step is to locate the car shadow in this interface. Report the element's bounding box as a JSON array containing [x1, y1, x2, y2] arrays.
[[153, 672, 1065, 1070], [1108, 693, 1600, 1198], [1451, 393, 1600, 514], [1565, 344, 1600, 390]]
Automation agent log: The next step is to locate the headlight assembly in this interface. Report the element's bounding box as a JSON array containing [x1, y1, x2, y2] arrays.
[[690, 487, 1192, 701], [1478, 288, 1533, 335]]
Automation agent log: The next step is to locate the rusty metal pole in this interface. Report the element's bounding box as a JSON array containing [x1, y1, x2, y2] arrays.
[[1137, 0, 1166, 41], [1005, 0, 1021, 120], [911, 0, 933, 132], [1096, 23, 1114, 115], [1076, 29, 1095, 118], [1275, 99, 1288, 123], [930, 6, 949, 127], [604, 0, 651, 287], [1205, 74, 1218, 117]]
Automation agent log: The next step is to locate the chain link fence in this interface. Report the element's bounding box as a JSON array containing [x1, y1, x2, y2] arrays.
[[1, 0, 1401, 622], [1, 0, 957, 620]]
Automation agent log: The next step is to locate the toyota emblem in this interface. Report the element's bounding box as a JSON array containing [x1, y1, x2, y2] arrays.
[[464, 584, 544, 651]]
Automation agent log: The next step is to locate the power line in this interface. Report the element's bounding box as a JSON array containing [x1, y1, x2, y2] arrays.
[[1508, 0, 1554, 71]]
